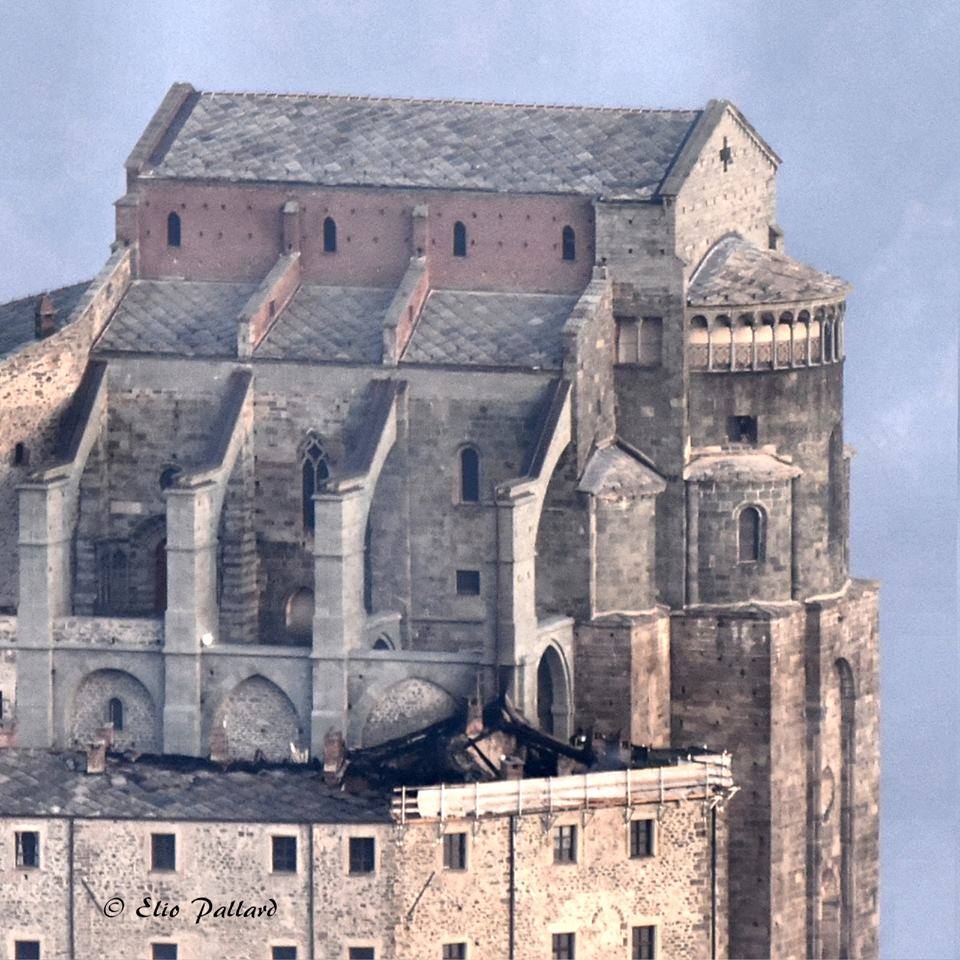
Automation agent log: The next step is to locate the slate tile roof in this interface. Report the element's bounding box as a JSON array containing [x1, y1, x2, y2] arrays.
[[96, 279, 256, 357], [256, 284, 394, 363], [0, 281, 90, 358], [402, 289, 578, 369], [0, 750, 390, 824], [687, 236, 851, 307], [147, 92, 701, 200]]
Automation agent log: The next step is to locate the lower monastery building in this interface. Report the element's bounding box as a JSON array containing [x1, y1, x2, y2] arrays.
[[0, 84, 878, 958]]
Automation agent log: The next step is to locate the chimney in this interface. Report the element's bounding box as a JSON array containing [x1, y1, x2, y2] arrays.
[[34, 294, 56, 339], [501, 755, 524, 780], [86, 741, 107, 775], [323, 729, 346, 784]]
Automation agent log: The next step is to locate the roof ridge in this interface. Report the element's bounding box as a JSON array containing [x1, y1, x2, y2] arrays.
[[198, 88, 701, 115]]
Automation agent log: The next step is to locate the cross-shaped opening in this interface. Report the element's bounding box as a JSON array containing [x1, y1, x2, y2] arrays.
[[719, 136, 734, 172]]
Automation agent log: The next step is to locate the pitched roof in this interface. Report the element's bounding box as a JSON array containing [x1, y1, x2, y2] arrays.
[[139, 88, 702, 200], [255, 284, 394, 363], [96, 279, 255, 357], [0, 749, 390, 823], [0, 281, 90, 358], [687, 236, 851, 308], [578, 441, 667, 498], [401, 289, 577, 369]]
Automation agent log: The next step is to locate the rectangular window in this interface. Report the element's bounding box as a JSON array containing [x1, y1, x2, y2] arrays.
[[629, 819, 655, 859], [552, 932, 575, 959], [553, 824, 577, 864], [632, 925, 656, 959], [272, 948, 297, 960], [151, 833, 176, 871], [442, 945, 467, 959], [727, 415, 758, 444], [455, 570, 480, 597], [15, 830, 40, 868], [152, 946, 178, 960], [272, 835, 297, 873], [349, 836, 376, 874], [442, 832, 468, 870], [15, 944, 41, 960], [616, 317, 639, 363], [348, 949, 375, 960]]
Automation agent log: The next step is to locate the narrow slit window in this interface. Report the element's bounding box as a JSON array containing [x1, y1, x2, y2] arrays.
[[443, 832, 468, 870], [166, 212, 181, 248], [107, 697, 124, 731], [13, 442, 27, 466], [738, 506, 764, 564], [151, 833, 176, 871], [561, 225, 576, 261], [323, 216, 337, 253], [460, 447, 480, 502], [453, 221, 467, 257]]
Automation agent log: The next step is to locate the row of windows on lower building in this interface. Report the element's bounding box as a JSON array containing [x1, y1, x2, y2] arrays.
[[12, 820, 656, 873], [12, 930, 657, 959]]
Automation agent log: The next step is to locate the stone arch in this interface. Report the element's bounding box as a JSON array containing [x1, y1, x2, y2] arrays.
[[360, 677, 458, 747], [284, 587, 314, 644], [689, 315, 709, 369], [213, 675, 302, 762], [71, 668, 160, 753], [536, 644, 571, 739]]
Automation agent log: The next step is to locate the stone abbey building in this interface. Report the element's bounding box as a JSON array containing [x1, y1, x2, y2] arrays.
[[0, 85, 878, 958]]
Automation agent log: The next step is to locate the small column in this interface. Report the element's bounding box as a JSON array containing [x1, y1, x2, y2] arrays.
[[685, 480, 700, 606], [16, 476, 71, 747], [310, 486, 367, 754], [162, 481, 219, 756]]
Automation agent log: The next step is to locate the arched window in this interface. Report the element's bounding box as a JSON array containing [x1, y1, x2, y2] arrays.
[[453, 221, 467, 257], [738, 506, 765, 563], [561, 226, 576, 261], [284, 587, 314, 640], [301, 435, 330, 535], [96, 545, 129, 615], [459, 447, 480, 503], [166, 212, 181, 248], [373, 634, 393, 651], [323, 216, 337, 253], [107, 697, 124, 731]]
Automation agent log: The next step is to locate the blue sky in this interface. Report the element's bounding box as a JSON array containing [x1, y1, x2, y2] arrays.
[[1, 2, 957, 955]]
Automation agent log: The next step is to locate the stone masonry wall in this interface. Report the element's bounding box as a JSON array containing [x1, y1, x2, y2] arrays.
[[0, 797, 725, 960], [671, 606, 807, 959]]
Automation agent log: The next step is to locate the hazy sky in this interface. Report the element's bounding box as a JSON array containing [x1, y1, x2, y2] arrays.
[[1, 2, 957, 955]]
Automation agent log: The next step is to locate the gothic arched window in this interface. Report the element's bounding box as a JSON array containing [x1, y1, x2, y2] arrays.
[[738, 505, 765, 563], [323, 216, 337, 253], [453, 221, 467, 257], [459, 447, 480, 503], [107, 697, 124, 731], [301, 435, 330, 535], [561, 225, 576, 261], [167, 212, 181, 248]]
